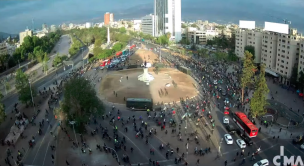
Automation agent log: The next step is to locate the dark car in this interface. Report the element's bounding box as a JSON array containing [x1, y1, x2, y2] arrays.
[[224, 124, 237, 134], [237, 130, 253, 146], [292, 135, 304, 144], [222, 89, 227, 96]]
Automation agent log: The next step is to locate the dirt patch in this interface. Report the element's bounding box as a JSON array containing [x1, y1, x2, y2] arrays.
[[127, 49, 159, 66], [99, 68, 198, 104]]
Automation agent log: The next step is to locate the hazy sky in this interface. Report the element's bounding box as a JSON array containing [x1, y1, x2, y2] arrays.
[[0, 0, 304, 34]]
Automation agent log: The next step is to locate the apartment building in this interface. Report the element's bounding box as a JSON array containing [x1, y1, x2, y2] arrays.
[[299, 40, 304, 74], [275, 30, 301, 80], [0, 42, 8, 56], [19, 29, 33, 45], [141, 14, 156, 37], [261, 31, 278, 71], [235, 29, 263, 64], [187, 28, 207, 45]]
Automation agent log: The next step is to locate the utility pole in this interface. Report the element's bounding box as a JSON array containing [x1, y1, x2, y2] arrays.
[[81, 48, 84, 69]]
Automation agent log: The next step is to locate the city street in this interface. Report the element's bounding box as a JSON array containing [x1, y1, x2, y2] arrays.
[[1, 38, 304, 166]]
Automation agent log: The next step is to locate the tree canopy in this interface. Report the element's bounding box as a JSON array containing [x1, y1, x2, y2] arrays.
[[52, 54, 68, 67], [15, 69, 36, 105], [240, 51, 256, 102], [12, 31, 61, 66], [250, 64, 269, 117], [244, 45, 255, 60], [61, 77, 104, 132]]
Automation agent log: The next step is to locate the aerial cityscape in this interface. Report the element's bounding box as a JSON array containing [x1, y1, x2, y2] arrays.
[[0, 0, 304, 166]]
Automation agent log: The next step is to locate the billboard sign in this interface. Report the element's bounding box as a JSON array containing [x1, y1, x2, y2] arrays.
[[264, 22, 289, 34], [239, 20, 255, 29]]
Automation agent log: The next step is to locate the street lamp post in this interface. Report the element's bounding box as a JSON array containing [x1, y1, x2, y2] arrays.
[[69, 121, 78, 144], [29, 80, 35, 112]]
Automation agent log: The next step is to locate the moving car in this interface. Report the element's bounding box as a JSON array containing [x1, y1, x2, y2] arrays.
[[236, 139, 246, 148], [236, 130, 253, 146], [224, 134, 233, 144], [222, 89, 227, 96], [253, 159, 269, 166], [223, 117, 229, 124], [213, 79, 218, 85], [224, 124, 237, 134]]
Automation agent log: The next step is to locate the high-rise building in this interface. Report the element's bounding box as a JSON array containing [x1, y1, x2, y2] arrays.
[[104, 12, 114, 25], [141, 14, 156, 37], [42, 23, 47, 30], [298, 40, 304, 75], [110, 13, 114, 23], [154, 0, 182, 42], [19, 29, 33, 45]]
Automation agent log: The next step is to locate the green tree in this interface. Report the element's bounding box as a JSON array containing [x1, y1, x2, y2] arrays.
[[0, 92, 5, 124], [112, 42, 123, 52], [61, 77, 104, 132], [244, 45, 255, 60], [15, 69, 36, 105], [33, 46, 45, 63], [206, 40, 214, 46], [181, 23, 187, 28], [53, 54, 64, 67], [214, 51, 227, 60], [240, 51, 256, 102], [42, 53, 49, 74], [180, 38, 190, 45], [250, 64, 269, 117], [290, 65, 298, 86], [119, 27, 127, 34], [198, 48, 208, 58]]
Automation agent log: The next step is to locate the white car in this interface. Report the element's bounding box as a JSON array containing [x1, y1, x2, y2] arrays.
[[236, 139, 246, 148], [223, 117, 229, 124], [253, 159, 269, 166], [224, 134, 233, 144], [213, 80, 218, 85], [300, 143, 304, 149]]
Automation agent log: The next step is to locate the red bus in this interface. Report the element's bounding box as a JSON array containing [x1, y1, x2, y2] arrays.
[[130, 44, 136, 49], [232, 112, 258, 137], [116, 51, 122, 56]]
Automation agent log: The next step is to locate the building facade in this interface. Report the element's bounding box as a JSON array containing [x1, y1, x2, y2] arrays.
[[299, 40, 304, 75], [104, 12, 110, 25], [19, 29, 33, 45], [236, 28, 303, 84], [154, 0, 181, 42], [235, 29, 263, 64], [141, 14, 156, 37], [186, 28, 207, 45], [104, 12, 114, 26], [110, 13, 114, 23], [0, 42, 8, 56]]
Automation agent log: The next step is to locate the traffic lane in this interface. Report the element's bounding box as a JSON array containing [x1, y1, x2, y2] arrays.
[[99, 121, 165, 164], [23, 123, 51, 165]]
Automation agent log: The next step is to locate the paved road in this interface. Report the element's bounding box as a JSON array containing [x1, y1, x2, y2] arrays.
[[6, 38, 303, 166]]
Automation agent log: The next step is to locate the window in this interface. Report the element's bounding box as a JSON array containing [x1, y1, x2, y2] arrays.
[[297, 48, 299, 51], [165, 18, 168, 23]]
